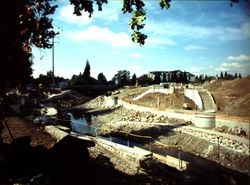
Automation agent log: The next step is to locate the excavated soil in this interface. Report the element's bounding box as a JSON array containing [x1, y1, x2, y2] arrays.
[[205, 76, 250, 117], [1, 116, 56, 148], [133, 92, 197, 110]]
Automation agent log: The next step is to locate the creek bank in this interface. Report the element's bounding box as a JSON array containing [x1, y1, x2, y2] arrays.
[[98, 120, 249, 174], [78, 95, 249, 175]]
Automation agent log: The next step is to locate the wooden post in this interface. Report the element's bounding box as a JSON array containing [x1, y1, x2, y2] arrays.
[[157, 97, 160, 107]]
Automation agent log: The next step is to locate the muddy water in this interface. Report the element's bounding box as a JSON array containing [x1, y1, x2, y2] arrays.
[[69, 113, 248, 184], [68, 113, 97, 135]]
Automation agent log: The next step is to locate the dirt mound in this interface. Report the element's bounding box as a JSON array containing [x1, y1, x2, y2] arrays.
[[206, 76, 250, 117], [222, 93, 250, 117], [206, 79, 224, 91], [1, 117, 55, 148], [206, 76, 250, 93], [134, 92, 197, 110]]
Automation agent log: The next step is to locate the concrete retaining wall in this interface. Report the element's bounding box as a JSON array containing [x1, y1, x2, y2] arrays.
[[96, 138, 152, 165], [133, 88, 172, 101], [184, 89, 203, 109]]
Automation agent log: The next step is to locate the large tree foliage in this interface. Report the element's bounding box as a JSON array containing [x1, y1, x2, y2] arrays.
[[97, 72, 107, 84], [112, 70, 130, 87], [0, 0, 57, 96], [137, 74, 153, 85]]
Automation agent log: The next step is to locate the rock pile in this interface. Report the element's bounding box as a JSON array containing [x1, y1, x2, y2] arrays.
[[214, 125, 249, 138], [120, 109, 184, 124], [174, 126, 249, 155]]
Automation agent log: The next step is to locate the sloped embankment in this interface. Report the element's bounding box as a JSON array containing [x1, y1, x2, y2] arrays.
[[205, 76, 250, 117], [132, 92, 197, 110]]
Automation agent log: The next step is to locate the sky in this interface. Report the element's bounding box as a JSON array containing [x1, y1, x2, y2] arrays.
[[32, 0, 250, 80]]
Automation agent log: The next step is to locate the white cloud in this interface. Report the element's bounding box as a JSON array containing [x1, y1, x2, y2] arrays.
[[92, 2, 120, 23], [130, 53, 144, 59], [215, 62, 246, 73], [218, 23, 250, 41], [146, 20, 250, 41], [66, 25, 133, 47], [187, 65, 217, 76], [188, 66, 203, 75], [215, 54, 250, 75], [127, 65, 146, 77], [184, 45, 206, 50], [58, 2, 120, 25], [227, 54, 250, 62], [146, 38, 176, 46], [58, 5, 91, 25]]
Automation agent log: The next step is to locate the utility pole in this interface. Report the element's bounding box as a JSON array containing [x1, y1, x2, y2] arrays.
[[52, 36, 55, 87]]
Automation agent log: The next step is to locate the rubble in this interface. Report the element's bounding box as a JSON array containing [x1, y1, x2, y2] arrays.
[[214, 125, 249, 138], [174, 126, 249, 155]]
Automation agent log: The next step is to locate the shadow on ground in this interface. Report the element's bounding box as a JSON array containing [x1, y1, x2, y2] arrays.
[[0, 135, 149, 185]]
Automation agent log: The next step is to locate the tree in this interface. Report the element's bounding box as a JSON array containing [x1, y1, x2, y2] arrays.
[[220, 72, 224, 79], [224, 71, 228, 79], [137, 74, 153, 85], [0, 0, 57, 99], [234, 73, 238, 78], [239, 73, 242, 78], [83, 60, 91, 80], [199, 75, 203, 83], [205, 75, 208, 81], [97, 72, 107, 84], [112, 70, 130, 87], [130, 73, 137, 85]]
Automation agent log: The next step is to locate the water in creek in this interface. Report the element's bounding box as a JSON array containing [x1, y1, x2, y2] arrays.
[[68, 112, 140, 147], [68, 113, 97, 135], [69, 112, 220, 169], [68, 112, 247, 184]]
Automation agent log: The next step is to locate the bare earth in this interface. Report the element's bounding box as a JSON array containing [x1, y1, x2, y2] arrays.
[[205, 76, 250, 117], [0, 76, 249, 184]]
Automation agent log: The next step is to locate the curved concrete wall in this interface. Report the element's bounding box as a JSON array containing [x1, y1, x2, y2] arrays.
[[193, 113, 216, 128], [133, 88, 171, 101], [184, 89, 203, 110]]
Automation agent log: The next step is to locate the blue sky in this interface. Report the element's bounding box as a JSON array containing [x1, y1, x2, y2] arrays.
[[32, 0, 250, 80]]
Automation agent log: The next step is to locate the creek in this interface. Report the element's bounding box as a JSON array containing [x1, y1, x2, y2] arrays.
[[68, 112, 248, 184]]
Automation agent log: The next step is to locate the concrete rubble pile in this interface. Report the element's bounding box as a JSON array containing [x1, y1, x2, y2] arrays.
[[174, 126, 249, 155], [215, 125, 249, 138]]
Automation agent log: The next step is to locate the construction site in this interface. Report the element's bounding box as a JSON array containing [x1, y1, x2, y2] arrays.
[[0, 76, 249, 185]]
